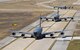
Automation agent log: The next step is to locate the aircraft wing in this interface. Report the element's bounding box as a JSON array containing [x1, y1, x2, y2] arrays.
[[42, 30, 63, 35], [52, 30, 63, 33], [42, 32, 53, 35], [40, 16, 54, 19], [60, 17, 73, 19], [10, 31, 32, 35], [52, 29, 74, 33]]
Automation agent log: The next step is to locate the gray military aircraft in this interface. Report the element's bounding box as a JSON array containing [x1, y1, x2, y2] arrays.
[[40, 13, 73, 22], [40, 6, 73, 22], [10, 17, 65, 40], [54, 6, 73, 9]]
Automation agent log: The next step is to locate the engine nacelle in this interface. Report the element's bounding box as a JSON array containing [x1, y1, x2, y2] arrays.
[[64, 18, 67, 21], [50, 34, 53, 37], [21, 34, 25, 37], [12, 33, 16, 35], [40, 17, 42, 19], [61, 32, 64, 35], [71, 17, 73, 19], [46, 18, 48, 20]]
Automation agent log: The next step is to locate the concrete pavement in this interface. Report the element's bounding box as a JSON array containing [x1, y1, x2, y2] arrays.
[[0, 9, 69, 49], [1, 10, 70, 50]]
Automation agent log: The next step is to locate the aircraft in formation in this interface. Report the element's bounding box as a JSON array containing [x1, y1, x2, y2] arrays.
[[53, 6, 73, 9], [40, 13, 73, 22], [10, 6, 74, 40], [40, 6, 74, 22]]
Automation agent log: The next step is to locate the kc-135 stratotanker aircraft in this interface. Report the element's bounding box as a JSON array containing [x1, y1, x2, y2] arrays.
[[10, 17, 67, 40], [40, 6, 74, 22]]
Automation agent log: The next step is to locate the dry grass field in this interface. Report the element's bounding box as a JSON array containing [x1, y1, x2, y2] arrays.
[[73, 21, 80, 36], [67, 40, 80, 50]]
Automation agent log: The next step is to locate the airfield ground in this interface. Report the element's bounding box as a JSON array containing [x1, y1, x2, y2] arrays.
[[67, 40, 80, 50], [0, 0, 51, 9]]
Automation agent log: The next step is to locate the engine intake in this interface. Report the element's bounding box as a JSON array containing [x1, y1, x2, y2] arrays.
[[12, 33, 16, 35], [21, 34, 25, 37], [61, 32, 64, 35], [50, 34, 53, 36]]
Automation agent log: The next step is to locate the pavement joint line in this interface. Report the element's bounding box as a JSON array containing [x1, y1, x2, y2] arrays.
[[23, 10, 71, 50], [0, 38, 19, 50], [63, 10, 77, 31], [48, 39, 57, 50], [24, 40, 36, 50]]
